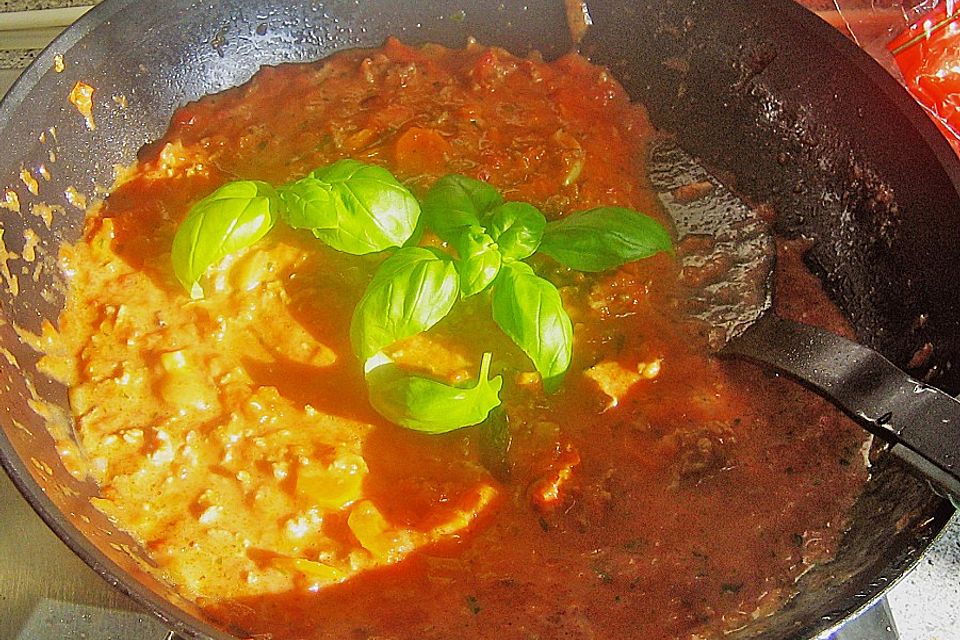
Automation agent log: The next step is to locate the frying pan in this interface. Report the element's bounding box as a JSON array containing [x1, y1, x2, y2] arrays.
[[0, 1, 957, 639]]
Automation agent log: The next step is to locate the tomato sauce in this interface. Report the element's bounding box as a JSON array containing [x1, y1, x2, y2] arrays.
[[50, 38, 868, 639]]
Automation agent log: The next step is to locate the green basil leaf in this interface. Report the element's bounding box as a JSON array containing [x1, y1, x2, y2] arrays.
[[366, 352, 503, 433], [171, 180, 280, 298], [539, 206, 673, 272], [455, 226, 502, 297], [422, 174, 503, 242], [277, 177, 337, 230], [491, 261, 572, 393], [350, 247, 460, 360], [485, 201, 546, 261], [308, 159, 420, 255]]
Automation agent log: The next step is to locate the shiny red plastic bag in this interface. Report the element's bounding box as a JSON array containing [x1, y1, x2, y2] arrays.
[[888, 4, 960, 151], [796, 1, 960, 153]]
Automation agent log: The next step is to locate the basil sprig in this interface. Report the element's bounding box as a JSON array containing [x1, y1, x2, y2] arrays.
[[414, 176, 567, 390], [171, 180, 281, 299], [365, 352, 503, 433], [421, 175, 549, 295], [539, 206, 673, 272], [350, 247, 460, 360], [170, 163, 672, 435]]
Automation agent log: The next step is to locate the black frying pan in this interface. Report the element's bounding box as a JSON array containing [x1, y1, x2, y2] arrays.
[[0, 1, 957, 639]]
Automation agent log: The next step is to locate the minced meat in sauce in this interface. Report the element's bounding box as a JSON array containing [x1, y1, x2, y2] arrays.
[[43, 38, 869, 640]]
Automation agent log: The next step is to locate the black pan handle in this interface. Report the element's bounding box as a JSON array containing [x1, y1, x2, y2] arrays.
[[723, 313, 960, 505]]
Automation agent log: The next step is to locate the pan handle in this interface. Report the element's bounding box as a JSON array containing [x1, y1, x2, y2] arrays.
[[723, 313, 960, 506]]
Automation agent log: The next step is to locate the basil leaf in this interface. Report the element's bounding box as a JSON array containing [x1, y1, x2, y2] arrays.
[[278, 177, 337, 230], [366, 352, 502, 433], [308, 159, 420, 255], [491, 261, 572, 393], [350, 247, 460, 360], [485, 201, 546, 261], [171, 180, 280, 298], [539, 206, 673, 272], [422, 174, 503, 242], [455, 226, 502, 297]]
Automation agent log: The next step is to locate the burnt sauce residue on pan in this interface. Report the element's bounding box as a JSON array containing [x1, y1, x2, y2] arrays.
[[40, 39, 869, 639]]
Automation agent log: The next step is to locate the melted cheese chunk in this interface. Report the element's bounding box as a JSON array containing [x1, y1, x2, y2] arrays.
[[584, 358, 662, 410]]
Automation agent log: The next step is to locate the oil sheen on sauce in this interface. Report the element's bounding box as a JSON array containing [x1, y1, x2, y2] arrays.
[[43, 39, 869, 640]]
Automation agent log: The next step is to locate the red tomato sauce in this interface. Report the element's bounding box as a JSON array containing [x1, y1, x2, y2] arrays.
[[89, 39, 869, 639]]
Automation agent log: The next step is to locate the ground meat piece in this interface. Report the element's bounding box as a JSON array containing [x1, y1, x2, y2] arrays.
[[671, 424, 736, 488]]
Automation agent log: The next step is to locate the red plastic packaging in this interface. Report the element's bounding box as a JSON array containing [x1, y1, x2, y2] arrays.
[[797, 1, 960, 154], [888, 4, 960, 151]]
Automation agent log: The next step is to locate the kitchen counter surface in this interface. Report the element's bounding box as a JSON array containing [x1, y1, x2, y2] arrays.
[[1, 1, 95, 11], [0, 1, 99, 80]]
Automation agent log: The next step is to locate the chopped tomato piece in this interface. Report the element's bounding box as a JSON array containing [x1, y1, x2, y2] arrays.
[[393, 126, 452, 175], [529, 446, 581, 512]]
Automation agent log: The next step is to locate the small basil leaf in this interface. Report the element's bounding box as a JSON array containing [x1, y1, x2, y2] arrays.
[[485, 201, 546, 261], [539, 206, 673, 272], [491, 261, 572, 393], [455, 226, 502, 297], [366, 352, 503, 433], [350, 247, 460, 360], [309, 159, 420, 255], [422, 174, 503, 242], [278, 177, 337, 230], [171, 180, 280, 298]]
